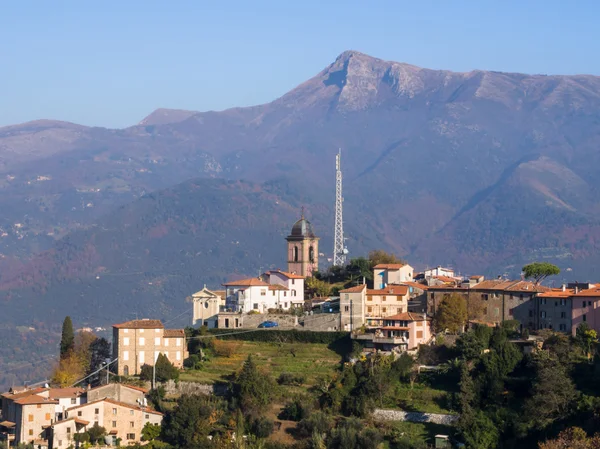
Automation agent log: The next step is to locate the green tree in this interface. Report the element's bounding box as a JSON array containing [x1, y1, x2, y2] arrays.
[[434, 294, 467, 333], [87, 423, 107, 444], [460, 410, 499, 449], [524, 354, 578, 431], [233, 355, 275, 414], [575, 323, 599, 360], [161, 394, 225, 448], [368, 250, 404, 266], [141, 422, 162, 441], [306, 277, 332, 298], [60, 316, 75, 359], [140, 353, 180, 383], [522, 262, 560, 285], [89, 337, 111, 375], [455, 325, 493, 360]]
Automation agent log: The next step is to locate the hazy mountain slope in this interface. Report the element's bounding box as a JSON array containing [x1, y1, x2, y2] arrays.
[[1, 50, 600, 308]]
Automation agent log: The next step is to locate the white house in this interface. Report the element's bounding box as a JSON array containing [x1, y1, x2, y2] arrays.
[[423, 266, 456, 279], [223, 278, 274, 313], [262, 270, 305, 308], [373, 264, 414, 289]]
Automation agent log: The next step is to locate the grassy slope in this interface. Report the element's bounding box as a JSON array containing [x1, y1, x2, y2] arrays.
[[180, 341, 342, 385]]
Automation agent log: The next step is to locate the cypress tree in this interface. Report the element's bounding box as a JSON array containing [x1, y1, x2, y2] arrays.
[[60, 316, 75, 359]]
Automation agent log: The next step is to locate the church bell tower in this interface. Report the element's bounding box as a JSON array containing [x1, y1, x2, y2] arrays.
[[286, 209, 319, 277]]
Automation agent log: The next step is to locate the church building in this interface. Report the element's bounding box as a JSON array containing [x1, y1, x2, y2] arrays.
[[286, 211, 319, 277]]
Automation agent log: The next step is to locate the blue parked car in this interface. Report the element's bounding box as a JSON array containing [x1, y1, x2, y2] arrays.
[[258, 320, 279, 328]]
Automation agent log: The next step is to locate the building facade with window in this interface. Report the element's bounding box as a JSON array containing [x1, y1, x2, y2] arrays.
[[353, 312, 431, 353], [262, 270, 306, 308], [60, 398, 162, 447], [571, 285, 600, 335], [112, 319, 187, 376], [286, 214, 319, 277], [373, 264, 414, 289], [428, 277, 550, 329]]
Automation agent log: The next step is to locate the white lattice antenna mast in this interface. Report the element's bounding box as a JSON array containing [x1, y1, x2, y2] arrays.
[[333, 149, 347, 266]]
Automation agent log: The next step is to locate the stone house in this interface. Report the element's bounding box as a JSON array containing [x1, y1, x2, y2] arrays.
[[428, 277, 550, 329], [535, 287, 577, 332], [112, 319, 187, 376]]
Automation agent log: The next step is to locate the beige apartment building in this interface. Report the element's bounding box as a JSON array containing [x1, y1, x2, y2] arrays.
[[112, 319, 188, 376], [58, 397, 162, 447], [340, 284, 411, 330]]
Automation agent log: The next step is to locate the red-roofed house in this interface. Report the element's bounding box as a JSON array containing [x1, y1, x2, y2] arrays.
[[373, 263, 414, 289]]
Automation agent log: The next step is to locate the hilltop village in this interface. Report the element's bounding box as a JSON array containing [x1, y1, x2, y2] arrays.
[[1, 214, 600, 449]]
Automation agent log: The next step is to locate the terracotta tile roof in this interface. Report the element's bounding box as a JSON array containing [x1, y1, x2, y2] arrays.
[[113, 319, 164, 329], [373, 263, 405, 269], [428, 285, 468, 291], [384, 312, 425, 322], [339, 284, 367, 293], [381, 326, 409, 331], [75, 418, 90, 426], [538, 288, 577, 298], [431, 275, 459, 284], [470, 279, 551, 293], [367, 285, 409, 296], [576, 287, 600, 297], [48, 388, 86, 399], [269, 270, 305, 279], [1, 387, 46, 400], [398, 281, 429, 291], [14, 394, 58, 405], [222, 278, 269, 287], [470, 275, 484, 279], [163, 329, 185, 338], [268, 284, 289, 291]]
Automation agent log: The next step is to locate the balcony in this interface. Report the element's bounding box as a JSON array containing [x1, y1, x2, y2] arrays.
[[353, 333, 408, 345]]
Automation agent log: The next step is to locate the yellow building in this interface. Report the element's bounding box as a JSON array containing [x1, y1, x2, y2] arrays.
[[112, 319, 188, 376]]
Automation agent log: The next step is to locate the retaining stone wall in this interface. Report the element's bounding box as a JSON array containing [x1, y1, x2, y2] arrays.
[[373, 408, 459, 425]]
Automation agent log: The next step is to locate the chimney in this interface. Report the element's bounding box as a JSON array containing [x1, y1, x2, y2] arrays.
[[362, 276, 366, 285], [575, 281, 579, 295], [562, 284, 566, 292], [497, 275, 502, 280]]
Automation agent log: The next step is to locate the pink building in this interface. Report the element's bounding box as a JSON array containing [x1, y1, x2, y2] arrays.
[[572, 286, 600, 335], [354, 312, 431, 353]]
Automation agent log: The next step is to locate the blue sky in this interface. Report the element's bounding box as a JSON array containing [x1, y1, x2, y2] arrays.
[[1, 0, 598, 128]]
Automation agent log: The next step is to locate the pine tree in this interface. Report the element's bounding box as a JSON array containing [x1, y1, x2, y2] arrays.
[[60, 316, 75, 359]]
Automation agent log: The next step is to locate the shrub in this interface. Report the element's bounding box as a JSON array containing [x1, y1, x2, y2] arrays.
[[250, 416, 274, 438], [279, 397, 314, 421], [212, 339, 240, 358], [297, 411, 334, 438], [140, 354, 180, 383], [206, 329, 350, 345], [183, 354, 202, 369], [277, 372, 306, 386]]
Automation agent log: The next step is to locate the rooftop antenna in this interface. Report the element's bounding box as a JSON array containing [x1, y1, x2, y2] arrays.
[[333, 149, 347, 266]]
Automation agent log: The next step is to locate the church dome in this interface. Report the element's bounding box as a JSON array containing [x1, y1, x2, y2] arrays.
[[289, 217, 316, 238]]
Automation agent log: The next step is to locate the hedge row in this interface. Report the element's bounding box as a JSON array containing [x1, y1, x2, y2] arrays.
[[202, 328, 350, 345]]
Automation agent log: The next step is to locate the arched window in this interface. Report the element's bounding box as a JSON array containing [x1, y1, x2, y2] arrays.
[[309, 246, 315, 263], [294, 246, 299, 262], [123, 365, 129, 376]]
